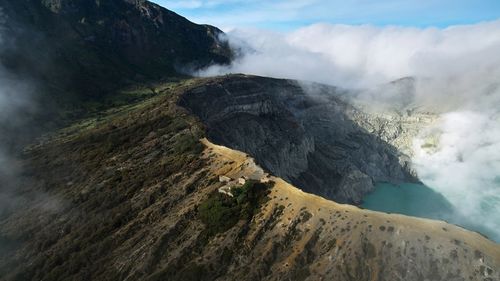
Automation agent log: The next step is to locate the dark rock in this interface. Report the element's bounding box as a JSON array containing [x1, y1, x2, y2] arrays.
[[179, 75, 417, 203]]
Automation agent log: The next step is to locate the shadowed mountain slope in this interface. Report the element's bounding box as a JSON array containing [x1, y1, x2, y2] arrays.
[[1, 0, 231, 98], [0, 0, 232, 150]]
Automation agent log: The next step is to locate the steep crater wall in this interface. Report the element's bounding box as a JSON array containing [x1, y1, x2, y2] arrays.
[[179, 75, 417, 203]]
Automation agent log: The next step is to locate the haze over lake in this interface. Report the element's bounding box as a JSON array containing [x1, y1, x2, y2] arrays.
[[363, 182, 499, 242]]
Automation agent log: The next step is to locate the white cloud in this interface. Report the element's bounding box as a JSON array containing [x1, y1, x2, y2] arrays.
[[413, 112, 500, 240], [200, 20, 500, 89], [0, 12, 63, 219], [158, 0, 251, 10]]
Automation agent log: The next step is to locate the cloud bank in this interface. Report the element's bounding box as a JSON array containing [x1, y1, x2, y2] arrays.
[[200, 20, 500, 88], [198, 20, 500, 241], [0, 9, 31, 218], [0, 8, 62, 222], [413, 112, 500, 240]]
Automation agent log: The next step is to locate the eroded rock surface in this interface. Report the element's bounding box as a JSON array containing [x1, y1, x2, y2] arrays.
[[179, 75, 420, 203]]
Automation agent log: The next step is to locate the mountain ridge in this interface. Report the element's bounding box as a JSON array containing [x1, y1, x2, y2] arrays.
[[1, 77, 498, 280], [1, 2, 499, 280], [1, 0, 231, 101]]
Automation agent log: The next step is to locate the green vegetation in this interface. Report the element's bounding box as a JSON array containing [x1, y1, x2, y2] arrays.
[[198, 194, 241, 236], [363, 241, 377, 259], [294, 267, 311, 281], [300, 210, 313, 223], [420, 143, 435, 149], [198, 180, 273, 236], [2, 80, 213, 280], [147, 263, 208, 281]]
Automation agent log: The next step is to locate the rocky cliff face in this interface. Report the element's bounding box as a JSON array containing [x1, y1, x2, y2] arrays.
[[1, 79, 498, 281], [345, 76, 439, 158], [179, 75, 419, 203]]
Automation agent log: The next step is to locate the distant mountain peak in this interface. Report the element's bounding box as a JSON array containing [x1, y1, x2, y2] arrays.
[[3, 0, 232, 97]]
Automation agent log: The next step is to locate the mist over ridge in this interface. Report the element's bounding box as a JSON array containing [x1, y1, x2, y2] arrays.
[[197, 19, 500, 241]]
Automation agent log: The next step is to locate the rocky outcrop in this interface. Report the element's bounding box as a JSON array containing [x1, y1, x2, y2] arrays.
[[345, 76, 438, 158], [349, 108, 437, 159], [179, 75, 419, 203]]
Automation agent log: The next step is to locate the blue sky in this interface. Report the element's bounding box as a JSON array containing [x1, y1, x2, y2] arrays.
[[153, 0, 500, 30]]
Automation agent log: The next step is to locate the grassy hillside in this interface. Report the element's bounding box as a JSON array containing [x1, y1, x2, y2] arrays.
[[0, 0, 232, 149], [1, 78, 498, 281]]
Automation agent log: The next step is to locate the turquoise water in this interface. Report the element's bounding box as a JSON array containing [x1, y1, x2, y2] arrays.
[[362, 183, 498, 242]]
